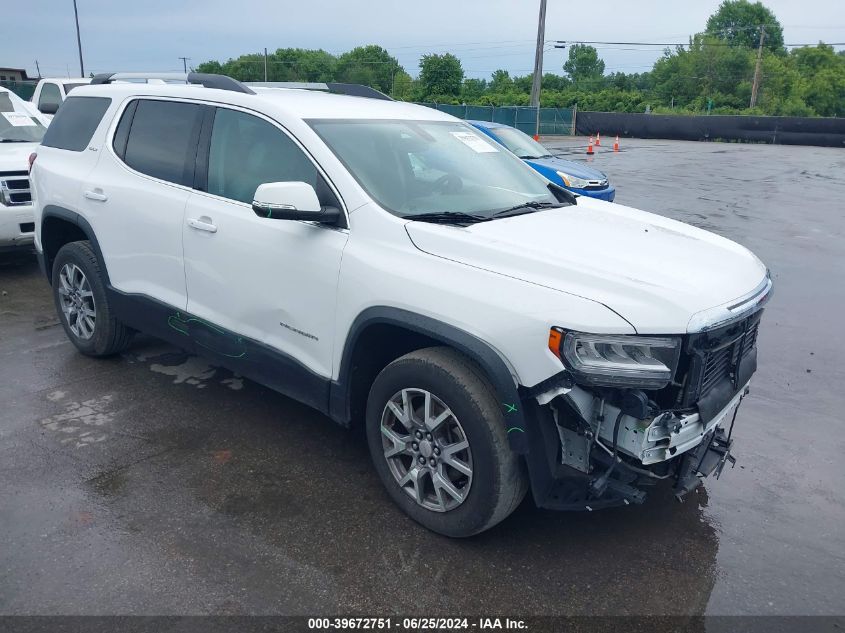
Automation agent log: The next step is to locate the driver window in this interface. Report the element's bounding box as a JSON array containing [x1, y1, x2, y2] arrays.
[[207, 108, 323, 205]]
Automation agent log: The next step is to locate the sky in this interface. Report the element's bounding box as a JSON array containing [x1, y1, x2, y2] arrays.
[[2, 0, 844, 80]]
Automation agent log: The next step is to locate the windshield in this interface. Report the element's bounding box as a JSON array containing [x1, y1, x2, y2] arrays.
[[0, 92, 47, 143], [491, 126, 551, 159], [310, 120, 559, 218]]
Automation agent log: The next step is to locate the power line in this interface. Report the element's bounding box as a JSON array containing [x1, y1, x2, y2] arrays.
[[557, 39, 844, 47]]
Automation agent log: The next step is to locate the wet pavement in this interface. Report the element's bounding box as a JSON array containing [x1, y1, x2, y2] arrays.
[[1, 139, 843, 616]]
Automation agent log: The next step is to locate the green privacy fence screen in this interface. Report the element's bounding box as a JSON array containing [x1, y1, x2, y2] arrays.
[[415, 103, 574, 136], [1, 81, 37, 101]]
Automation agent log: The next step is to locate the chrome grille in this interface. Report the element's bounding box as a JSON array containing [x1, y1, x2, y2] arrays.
[[0, 171, 31, 206], [584, 179, 609, 190]]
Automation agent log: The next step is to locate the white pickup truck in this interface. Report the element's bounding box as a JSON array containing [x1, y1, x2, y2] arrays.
[[31, 77, 91, 119], [0, 87, 48, 253]]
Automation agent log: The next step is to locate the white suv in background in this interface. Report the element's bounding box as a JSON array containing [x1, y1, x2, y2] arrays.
[[31, 73, 771, 536], [1, 87, 47, 253]]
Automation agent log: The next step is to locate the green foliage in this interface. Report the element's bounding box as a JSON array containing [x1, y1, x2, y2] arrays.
[[194, 2, 844, 119], [801, 67, 845, 117], [196, 48, 336, 83], [541, 73, 571, 91], [461, 78, 487, 101], [792, 43, 841, 74], [563, 44, 605, 82], [392, 70, 416, 101], [705, 0, 785, 53], [418, 53, 464, 99], [650, 35, 755, 110], [335, 45, 402, 94], [489, 69, 512, 93]]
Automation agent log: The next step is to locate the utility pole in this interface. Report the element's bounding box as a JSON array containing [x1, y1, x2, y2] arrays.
[[72, 0, 84, 77], [264, 48, 268, 82], [529, 0, 547, 138], [529, 0, 547, 108], [35, 60, 42, 79], [750, 25, 765, 108], [179, 57, 191, 73]]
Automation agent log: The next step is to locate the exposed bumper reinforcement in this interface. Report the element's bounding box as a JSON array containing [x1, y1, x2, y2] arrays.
[[674, 425, 737, 499]]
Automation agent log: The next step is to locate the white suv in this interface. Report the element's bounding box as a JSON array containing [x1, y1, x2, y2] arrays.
[[31, 73, 771, 536]]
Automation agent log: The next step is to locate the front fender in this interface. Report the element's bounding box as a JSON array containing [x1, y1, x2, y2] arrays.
[[330, 306, 531, 453]]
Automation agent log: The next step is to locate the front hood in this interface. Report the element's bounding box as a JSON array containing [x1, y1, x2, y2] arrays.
[[525, 156, 604, 180], [0, 143, 38, 172], [405, 198, 768, 333]]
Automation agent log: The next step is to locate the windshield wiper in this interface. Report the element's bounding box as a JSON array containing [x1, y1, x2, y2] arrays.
[[401, 211, 491, 225], [491, 201, 563, 218], [0, 139, 32, 143]]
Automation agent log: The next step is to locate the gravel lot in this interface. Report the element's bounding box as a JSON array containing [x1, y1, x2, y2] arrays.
[[1, 138, 843, 617]]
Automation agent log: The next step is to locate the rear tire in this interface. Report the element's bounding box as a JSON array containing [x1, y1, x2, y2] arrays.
[[51, 240, 133, 357], [365, 346, 527, 537]]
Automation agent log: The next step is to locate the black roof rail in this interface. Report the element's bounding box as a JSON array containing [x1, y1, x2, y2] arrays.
[[246, 81, 393, 101], [325, 83, 393, 101], [90, 72, 255, 95]]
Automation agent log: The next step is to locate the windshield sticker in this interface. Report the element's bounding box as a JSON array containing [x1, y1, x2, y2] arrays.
[[2, 112, 36, 127], [451, 131, 499, 153]]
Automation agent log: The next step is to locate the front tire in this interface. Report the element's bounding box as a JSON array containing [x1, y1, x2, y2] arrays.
[[365, 347, 527, 537], [52, 240, 133, 357]]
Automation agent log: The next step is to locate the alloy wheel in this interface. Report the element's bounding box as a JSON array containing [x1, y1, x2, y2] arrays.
[[57, 263, 96, 340], [380, 388, 473, 512]]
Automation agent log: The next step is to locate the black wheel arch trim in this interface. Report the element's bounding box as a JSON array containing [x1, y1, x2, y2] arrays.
[[40, 205, 110, 286], [329, 306, 530, 454]]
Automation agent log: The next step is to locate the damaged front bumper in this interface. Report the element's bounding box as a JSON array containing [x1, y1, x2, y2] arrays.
[[520, 381, 748, 511]]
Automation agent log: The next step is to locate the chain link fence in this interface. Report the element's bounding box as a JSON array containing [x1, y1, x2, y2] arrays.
[[415, 103, 574, 136]]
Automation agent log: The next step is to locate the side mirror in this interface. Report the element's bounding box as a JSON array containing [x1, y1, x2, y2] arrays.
[[251, 181, 340, 224], [39, 102, 60, 115]]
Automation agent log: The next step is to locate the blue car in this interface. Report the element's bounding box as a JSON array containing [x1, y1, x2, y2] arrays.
[[468, 120, 616, 202]]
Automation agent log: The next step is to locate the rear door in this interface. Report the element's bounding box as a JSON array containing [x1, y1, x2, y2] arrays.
[[87, 98, 204, 309]]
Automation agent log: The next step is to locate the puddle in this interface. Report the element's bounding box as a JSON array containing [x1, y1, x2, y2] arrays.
[[40, 394, 114, 448]]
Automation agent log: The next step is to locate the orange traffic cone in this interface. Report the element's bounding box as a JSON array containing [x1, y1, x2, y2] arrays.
[[587, 137, 594, 155], [595, 132, 601, 146], [613, 135, 619, 152], [533, 133, 539, 141]]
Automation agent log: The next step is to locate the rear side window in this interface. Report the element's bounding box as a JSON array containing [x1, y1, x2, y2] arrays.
[[41, 96, 112, 151], [123, 100, 203, 186]]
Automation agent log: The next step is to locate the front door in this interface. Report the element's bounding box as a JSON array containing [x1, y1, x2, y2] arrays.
[[182, 106, 348, 403]]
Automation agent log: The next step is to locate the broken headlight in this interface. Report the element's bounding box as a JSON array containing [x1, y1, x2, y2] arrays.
[[553, 330, 681, 389]]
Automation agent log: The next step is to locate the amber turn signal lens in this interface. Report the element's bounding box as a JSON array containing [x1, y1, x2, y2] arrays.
[[548, 328, 563, 358]]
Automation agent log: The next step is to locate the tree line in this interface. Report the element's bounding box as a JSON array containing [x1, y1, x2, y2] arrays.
[[196, 0, 845, 117]]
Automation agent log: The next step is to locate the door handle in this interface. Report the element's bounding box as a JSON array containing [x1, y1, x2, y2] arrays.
[[84, 189, 108, 202], [187, 217, 218, 233]]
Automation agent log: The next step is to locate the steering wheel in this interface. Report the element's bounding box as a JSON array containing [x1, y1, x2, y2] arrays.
[[433, 173, 463, 194]]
